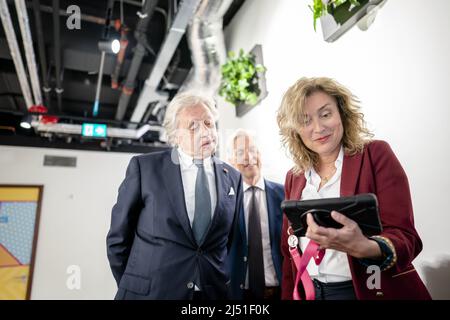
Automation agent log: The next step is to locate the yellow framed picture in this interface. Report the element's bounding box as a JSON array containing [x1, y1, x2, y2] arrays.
[[0, 185, 43, 300]]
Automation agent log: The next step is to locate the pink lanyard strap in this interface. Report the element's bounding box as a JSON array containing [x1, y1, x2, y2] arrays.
[[289, 239, 325, 300]]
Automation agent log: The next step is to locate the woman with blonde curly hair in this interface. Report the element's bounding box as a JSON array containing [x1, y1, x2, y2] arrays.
[[277, 77, 430, 300]]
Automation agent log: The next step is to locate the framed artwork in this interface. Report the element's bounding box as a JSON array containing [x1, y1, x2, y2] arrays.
[[0, 185, 43, 300]]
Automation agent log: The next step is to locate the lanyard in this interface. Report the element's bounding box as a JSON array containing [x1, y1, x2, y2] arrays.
[[287, 226, 325, 300]]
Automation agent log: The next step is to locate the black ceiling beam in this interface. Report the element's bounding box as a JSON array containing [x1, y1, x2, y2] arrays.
[[0, 108, 160, 127], [52, 0, 63, 112], [32, 0, 51, 110], [115, 0, 158, 121], [0, 134, 169, 154]]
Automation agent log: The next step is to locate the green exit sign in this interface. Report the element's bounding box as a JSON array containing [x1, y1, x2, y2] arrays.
[[82, 123, 107, 138]]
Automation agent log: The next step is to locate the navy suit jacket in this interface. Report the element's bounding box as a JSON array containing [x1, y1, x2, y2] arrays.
[[227, 179, 284, 299], [106, 148, 243, 300]]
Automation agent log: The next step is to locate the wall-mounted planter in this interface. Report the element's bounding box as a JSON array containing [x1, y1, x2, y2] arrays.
[[320, 0, 386, 42], [235, 44, 268, 118]]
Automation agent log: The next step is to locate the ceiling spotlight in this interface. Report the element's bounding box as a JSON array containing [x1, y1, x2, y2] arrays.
[[111, 39, 120, 54], [98, 39, 120, 54], [20, 114, 32, 129], [20, 122, 31, 129]]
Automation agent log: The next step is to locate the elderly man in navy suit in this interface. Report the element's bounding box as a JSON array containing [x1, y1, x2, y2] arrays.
[[107, 92, 242, 300], [227, 129, 284, 300]]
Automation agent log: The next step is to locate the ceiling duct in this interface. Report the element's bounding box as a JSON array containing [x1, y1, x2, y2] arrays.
[[180, 0, 233, 96]]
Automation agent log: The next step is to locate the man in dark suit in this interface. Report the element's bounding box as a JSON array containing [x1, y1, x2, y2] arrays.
[[226, 129, 284, 300], [106, 92, 242, 300]]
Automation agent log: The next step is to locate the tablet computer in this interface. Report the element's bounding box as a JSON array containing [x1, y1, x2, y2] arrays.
[[281, 193, 382, 237]]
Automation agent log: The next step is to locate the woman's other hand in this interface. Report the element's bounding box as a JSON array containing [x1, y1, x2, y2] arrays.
[[305, 211, 382, 260]]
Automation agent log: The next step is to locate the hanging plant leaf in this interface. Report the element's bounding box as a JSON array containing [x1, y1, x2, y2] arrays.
[[219, 49, 266, 107], [309, 0, 360, 31]]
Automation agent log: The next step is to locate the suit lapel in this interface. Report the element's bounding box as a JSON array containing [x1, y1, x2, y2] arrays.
[[209, 157, 229, 230], [264, 180, 276, 247], [160, 152, 234, 246], [161, 148, 196, 245], [238, 194, 247, 245], [340, 150, 364, 196]]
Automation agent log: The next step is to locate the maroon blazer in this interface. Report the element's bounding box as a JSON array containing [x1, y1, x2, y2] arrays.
[[280, 140, 431, 300]]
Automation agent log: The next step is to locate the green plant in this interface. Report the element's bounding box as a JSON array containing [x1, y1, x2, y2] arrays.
[[219, 49, 266, 106], [309, 0, 360, 31]]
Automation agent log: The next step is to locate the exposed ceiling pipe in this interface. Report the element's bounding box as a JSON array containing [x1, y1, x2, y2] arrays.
[[0, 0, 33, 110], [93, 50, 106, 116], [32, 0, 51, 109], [179, 0, 232, 96], [52, 0, 63, 112], [121, 0, 144, 7], [28, 3, 166, 27], [111, 23, 130, 89], [93, 0, 115, 117], [115, 0, 158, 121], [14, 0, 42, 106], [33, 3, 113, 26], [129, 0, 202, 124], [0, 107, 163, 126], [31, 121, 163, 140]]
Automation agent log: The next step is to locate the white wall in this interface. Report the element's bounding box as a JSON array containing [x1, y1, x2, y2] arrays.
[[1, 0, 449, 300], [219, 0, 450, 299], [0, 145, 136, 299]]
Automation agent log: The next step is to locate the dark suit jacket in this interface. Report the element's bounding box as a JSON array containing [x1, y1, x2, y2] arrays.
[[227, 179, 284, 299], [280, 140, 431, 300], [106, 148, 243, 300]]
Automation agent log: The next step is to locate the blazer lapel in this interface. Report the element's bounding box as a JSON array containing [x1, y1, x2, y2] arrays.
[[340, 150, 364, 196], [161, 148, 196, 245], [292, 173, 307, 200], [293, 148, 364, 199]]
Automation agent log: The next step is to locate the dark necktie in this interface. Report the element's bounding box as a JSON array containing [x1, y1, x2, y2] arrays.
[[248, 186, 265, 299], [192, 159, 212, 244]]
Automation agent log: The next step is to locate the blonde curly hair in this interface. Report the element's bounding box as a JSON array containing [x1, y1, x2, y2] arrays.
[[277, 77, 373, 175]]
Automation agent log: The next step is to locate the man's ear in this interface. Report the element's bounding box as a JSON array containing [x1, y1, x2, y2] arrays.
[[172, 132, 180, 147], [228, 155, 237, 168], [257, 151, 262, 166]]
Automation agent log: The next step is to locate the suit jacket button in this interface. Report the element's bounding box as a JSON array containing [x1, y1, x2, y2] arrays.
[[243, 256, 247, 262], [187, 282, 194, 289], [240, 284, 244, 290]]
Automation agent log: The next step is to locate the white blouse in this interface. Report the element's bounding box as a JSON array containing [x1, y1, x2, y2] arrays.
[[299, 146, 353, 283]]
